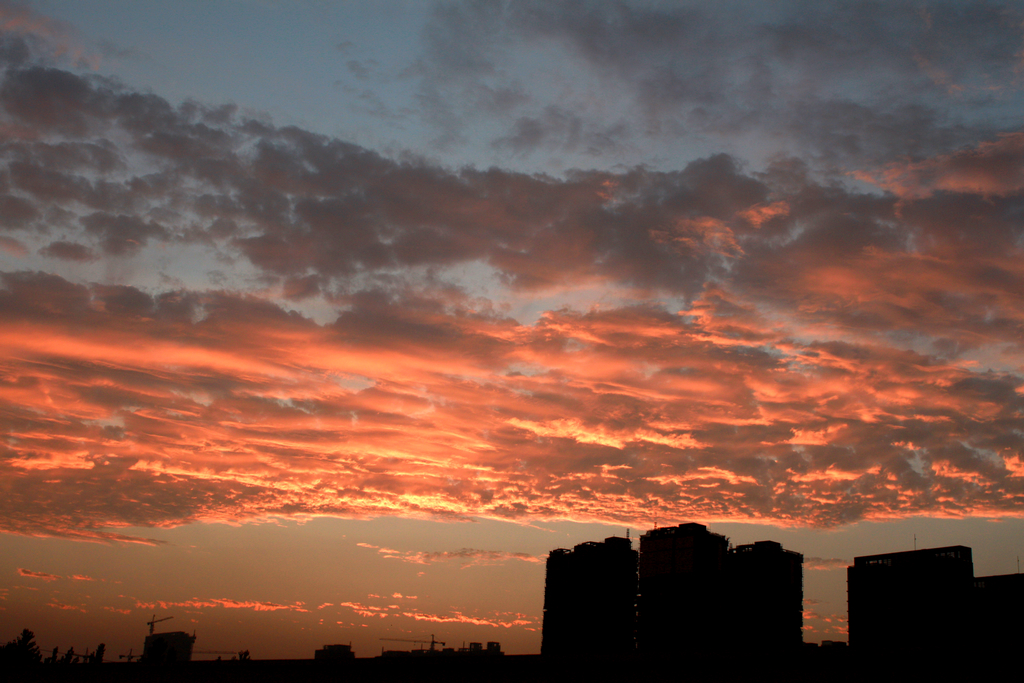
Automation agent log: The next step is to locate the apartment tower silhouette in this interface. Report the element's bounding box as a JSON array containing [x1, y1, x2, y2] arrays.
[[542, 523, 804, 657], [541, 536, 638, 658], [637, 523, 729, 655], [727, 540, 804, 650]]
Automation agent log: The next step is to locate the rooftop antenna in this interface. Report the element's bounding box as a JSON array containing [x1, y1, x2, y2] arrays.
[[914, 534, 917, 551]]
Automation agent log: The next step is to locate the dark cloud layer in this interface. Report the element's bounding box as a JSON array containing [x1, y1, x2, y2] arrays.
[[408, 1, 1024, 169]]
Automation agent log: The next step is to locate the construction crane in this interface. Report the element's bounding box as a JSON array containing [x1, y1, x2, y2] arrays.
[[380, 634, 445, 652], [118, 648, 137, 662], [147, 614, 173, 634]]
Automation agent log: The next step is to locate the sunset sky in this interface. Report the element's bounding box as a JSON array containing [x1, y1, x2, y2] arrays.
[[2, 0, 1024, 659]]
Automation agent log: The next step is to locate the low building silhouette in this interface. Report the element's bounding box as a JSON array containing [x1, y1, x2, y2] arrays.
[[381, 641, 503, 657], [541, 536, 637, 658], [314, 643, 354, 660], [142, 631, 196, 663], [847, 546, 974, 654]]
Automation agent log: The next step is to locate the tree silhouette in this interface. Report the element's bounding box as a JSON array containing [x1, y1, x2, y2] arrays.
[[1, 629, 43, 666]]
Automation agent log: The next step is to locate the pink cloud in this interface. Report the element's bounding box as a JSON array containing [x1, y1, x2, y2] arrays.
[[858, 132, 1024, 198], [0, 236, 27, 256]]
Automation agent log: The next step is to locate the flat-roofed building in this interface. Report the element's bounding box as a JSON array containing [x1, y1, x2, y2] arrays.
[[847, 546, 974, 653]]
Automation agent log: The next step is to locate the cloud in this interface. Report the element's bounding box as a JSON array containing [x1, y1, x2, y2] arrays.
[[18, 568, 59, 581], [335, 597, 537, 629], [803, 557, 850, 571], [409, 1, 1024, 170], [357, 543, 540, 566], [135, 598, 309, 613], [3, 256, 1024, 533], [1, 18, 1024, 543], [0, 2, 98, 69], [47, 600, 86, 612], [0, 235, 26, 255], [857, 132, 1024, 198], [38, 240, 98, 262], [399, 609, 535, 629]]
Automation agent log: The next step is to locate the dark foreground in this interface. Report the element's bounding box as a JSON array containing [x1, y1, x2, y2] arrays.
[[2, 650, 1014, 683]]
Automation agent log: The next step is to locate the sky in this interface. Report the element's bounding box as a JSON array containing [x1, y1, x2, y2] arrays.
[[2, 0, 1024, 660]]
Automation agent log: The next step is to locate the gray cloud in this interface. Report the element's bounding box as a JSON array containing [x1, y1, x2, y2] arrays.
[[410, 1, 1024, 170]]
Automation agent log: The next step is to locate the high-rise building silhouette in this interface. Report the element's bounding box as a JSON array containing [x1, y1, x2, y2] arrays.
[[541, 536, 637, 658], [727, 541, 804, 649], [637, 523, 729, 655], [847, 546, 974, 653]]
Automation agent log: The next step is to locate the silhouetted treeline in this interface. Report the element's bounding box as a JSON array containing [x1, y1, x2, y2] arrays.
[[1, 629, 105, 667], [2, 629, 42, 666]]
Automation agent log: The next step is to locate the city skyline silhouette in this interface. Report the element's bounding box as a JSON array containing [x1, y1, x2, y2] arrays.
[[6, 523, 1024, 664]]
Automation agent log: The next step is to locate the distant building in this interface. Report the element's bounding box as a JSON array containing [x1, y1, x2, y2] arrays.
[[458, 642, 503, 656], [847, 546, 974, 653], [142, 631, 196, 663], [727, 540, 804, 649], [380, 641, 503, 658], [315, 643, 355, 660], [542, 536, 637, 658], [637, 523, 729, 656]]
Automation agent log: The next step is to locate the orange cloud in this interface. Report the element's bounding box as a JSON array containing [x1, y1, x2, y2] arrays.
[[134, 598, 309, 613], [803, 557, 850, 571], [18, 568, 59, 581], [358, 544, 541, 567], [400, 609, 537, 629], [0, 58, 1023, 539], [858, 132, 1024, 198]]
